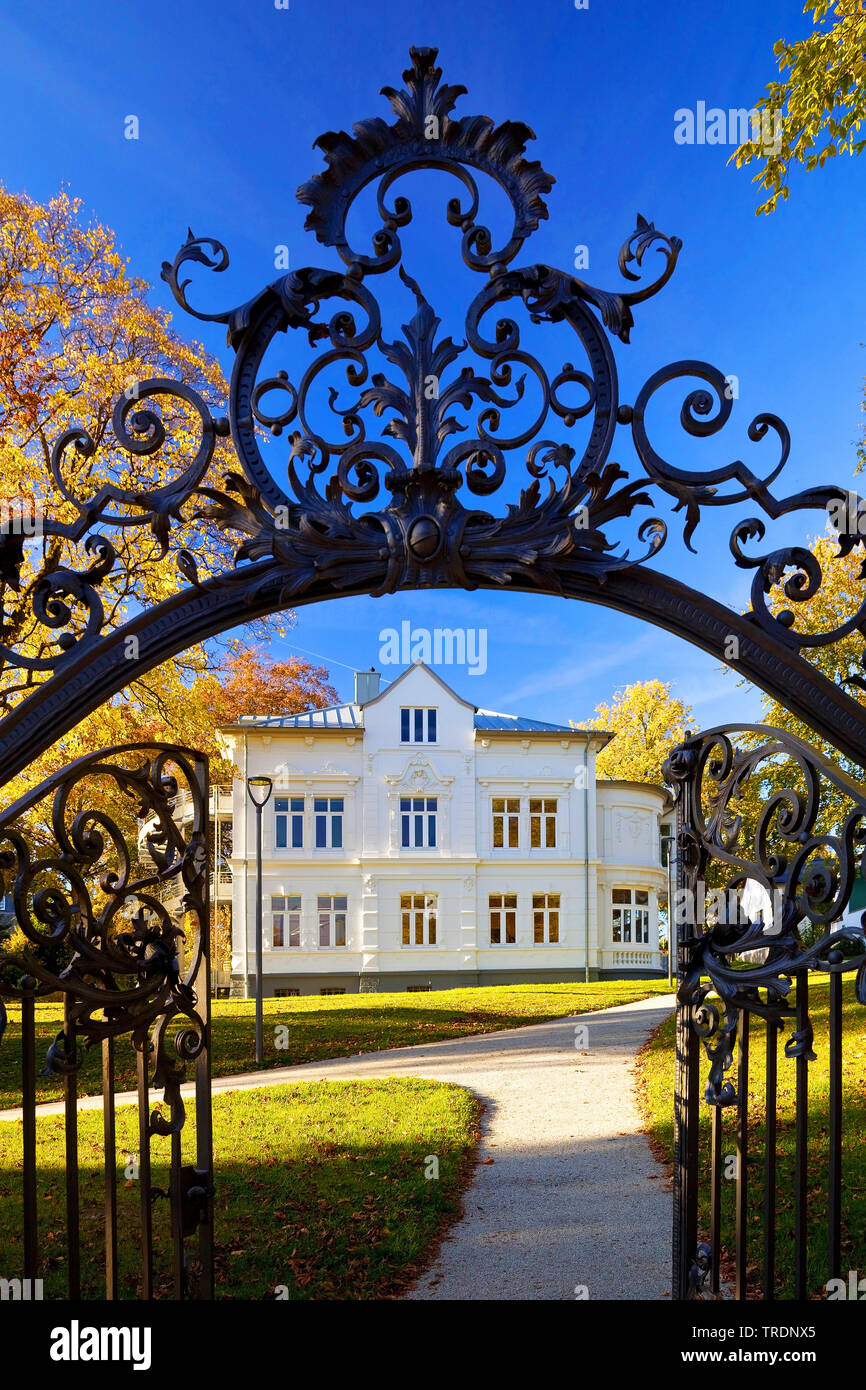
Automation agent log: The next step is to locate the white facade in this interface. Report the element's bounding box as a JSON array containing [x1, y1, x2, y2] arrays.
[[219, 664, 671, 995]]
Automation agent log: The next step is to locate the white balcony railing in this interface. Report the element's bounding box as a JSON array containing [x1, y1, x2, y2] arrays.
[[601, 948, 662, 971]]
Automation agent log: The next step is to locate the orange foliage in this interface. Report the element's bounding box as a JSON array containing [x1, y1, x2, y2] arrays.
[[211, 648, 339, 725]]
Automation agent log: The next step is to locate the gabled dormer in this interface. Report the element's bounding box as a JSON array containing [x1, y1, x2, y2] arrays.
[[361, 662, 476, 754]]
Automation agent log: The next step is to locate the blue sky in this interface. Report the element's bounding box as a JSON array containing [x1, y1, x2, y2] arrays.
[[1, 0, 863, 725]]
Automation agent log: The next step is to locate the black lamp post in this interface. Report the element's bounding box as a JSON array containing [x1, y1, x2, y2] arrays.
[[247, 775, 273, 1064], [663, 831, 676, 987]]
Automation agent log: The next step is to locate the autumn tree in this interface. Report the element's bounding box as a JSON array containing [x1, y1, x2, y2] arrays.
[[180, 648, 339, 783], [730, 0, 866, 841], [733, 0, 866, 214], [575, 679, 694, 785], [45, 649, 340, 792], [0, 184, 293, 805], [0, 185, 233, 659], [209, 648, 338, 728], [0, 187, 343, 977]]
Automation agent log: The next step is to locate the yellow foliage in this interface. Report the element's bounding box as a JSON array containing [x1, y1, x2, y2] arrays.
[[575, 678, 693, 785], [733, 0, 866, 215], [0, 185, 288, 802]]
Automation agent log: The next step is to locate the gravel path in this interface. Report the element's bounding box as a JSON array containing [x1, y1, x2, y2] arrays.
[[1, 994, 675, 1300], [398, 993, 676, 1301]]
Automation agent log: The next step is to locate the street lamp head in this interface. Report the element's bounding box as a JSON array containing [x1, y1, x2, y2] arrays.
[[247, 775, 273, 808]]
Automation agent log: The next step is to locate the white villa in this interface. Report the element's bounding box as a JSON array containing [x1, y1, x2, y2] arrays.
[[218, 663, 672, 995]]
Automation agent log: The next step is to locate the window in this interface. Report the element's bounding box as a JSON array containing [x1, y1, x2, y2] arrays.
[[401, 796, 437, 848], [314, 797, 343, 848], [530, 798, 557, 848], [318, 894, 348, 947], [533, 892, 560, 944], [400, 707, 437, 743], [275, 988, 299, 998], [660, 826, 674, 866], [635, 890, 650, 943], [612, 888, 651, 944], [272, 894, 301, 948], [321, 987, 345, 996], [407, 984, 431, 992], [401, 893, 437, 946], [275, 796, 304, 849], [489, 893, 517, 945], [492, 798, 520, 849]]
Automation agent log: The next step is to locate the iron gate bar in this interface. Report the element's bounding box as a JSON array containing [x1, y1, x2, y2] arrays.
[[829, 962, 843, 1282], [21, 984, 37, 1279], [103, 1032, 118, 1299], [764, 1017, 778, 1300], [795, 970, 810, 1301], [138, 1047, 154, 1300], [710, 1102, 722, 1294], [735, 1008, 749, 1300], [171, 1127, 183, 1295], [64, 1004, 80, 1300]]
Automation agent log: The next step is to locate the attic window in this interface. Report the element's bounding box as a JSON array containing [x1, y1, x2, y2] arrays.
[[401, 707, 437, 743]]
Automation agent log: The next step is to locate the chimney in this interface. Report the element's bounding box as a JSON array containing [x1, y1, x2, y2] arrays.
[[354, 667, 381, 705]]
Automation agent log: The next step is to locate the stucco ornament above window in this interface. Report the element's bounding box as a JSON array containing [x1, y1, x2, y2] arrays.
[[385, 753, 455, 793]]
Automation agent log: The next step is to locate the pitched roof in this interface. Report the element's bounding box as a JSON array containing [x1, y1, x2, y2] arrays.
[[361, 661, 476, 711], [231, 704, 361, 730], [473, 709, 573, 732], [226, 704, 585, 735], [219, 662, 597, 737]]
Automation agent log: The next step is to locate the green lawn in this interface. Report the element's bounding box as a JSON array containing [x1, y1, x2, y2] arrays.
[[636, 975, 866, 1299], [0, 979, 673, 1111], [0, 1077, 480, 1300]]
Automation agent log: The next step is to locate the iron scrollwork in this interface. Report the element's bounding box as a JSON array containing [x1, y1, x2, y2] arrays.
[[0, 380, 229, 678], [664, 724, 866, 1104], [2, 47, 866, 780], [152, 47, 865, 629], [0, 743, 209, 1135], [0, 36, 864, 1309]]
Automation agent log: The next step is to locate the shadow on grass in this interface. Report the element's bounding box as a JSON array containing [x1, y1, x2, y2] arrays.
[[0, 981, 673, 1110], [0, 1103, 680, 1302], [0, 1077, 481, 1301], [636, 977, 866, 1300]]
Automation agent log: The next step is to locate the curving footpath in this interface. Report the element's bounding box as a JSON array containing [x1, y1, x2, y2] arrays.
[[400, 993, 676, 1301], [1, 993, 675, 1300]]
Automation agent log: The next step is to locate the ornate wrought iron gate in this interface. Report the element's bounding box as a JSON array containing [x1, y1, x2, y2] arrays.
[[0, 746, 213, 1299], [1, 47, 864, 1300], [666, 725, 866, 1299]]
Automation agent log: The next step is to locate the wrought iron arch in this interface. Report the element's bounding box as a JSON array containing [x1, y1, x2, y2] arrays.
[[3, 46, 866, 1305], [1, 46, 866, 781]]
